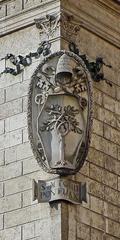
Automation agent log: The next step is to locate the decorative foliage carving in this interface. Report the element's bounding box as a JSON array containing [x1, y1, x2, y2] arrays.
[[34, 11, 80, 42], [60, 11, 81, 42], [34, 12, 60, 39]]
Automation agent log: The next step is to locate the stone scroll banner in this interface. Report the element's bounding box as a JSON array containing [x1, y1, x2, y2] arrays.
[[33, 177, 87, 204]]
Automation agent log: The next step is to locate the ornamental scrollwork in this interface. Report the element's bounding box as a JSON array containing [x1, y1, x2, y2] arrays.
[[0, 41, 51, 76], [69, 42, 112, 86]]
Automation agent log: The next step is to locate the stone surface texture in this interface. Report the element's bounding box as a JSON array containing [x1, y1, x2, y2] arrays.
[[0, 0, 120, 239]]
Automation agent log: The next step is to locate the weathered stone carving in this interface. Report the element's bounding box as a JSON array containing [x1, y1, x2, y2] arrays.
[[60, 11, 81, 42], [28, 50, 93, 175], [34, 12, 60, 39], [33, 178, 87, 204], [34, 11, 80, 42], [0, 41, 51, 76]]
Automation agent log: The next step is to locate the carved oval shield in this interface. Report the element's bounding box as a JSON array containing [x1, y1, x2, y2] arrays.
[[28, 51, 93, 175]]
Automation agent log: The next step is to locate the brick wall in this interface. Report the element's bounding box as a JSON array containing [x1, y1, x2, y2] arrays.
[[74, 27, 120, 240], [0, 0, 61, 238], [0, 0, 120, 239]]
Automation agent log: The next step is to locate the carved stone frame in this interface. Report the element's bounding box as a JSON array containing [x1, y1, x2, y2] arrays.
[[27, 50, 93, 175]]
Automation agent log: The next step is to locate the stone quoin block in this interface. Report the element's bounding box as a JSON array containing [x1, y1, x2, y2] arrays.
[[0, 73, 22, 89], [5, 112, 27, 132], [0, 161, 22, 181], [0, 4, 6, 19], [90, 196, 104, 215], [23, 157, 39, 175], [116, 86, 120, 101], [77, 222, 90, 240], [91, 211, 105, 231], [0, 193, 21, 214], [104, 123, 120, 145], [90, 228, 105, 240], [22, 221, 35, 240], [90, 164, 103, 183], [91, 133, 118, 159], [22, 189, 34, 207], [6, 80, 29, 102], [104, 202, 120, 222], [5, 142, 33, 164], [77, 206, 91, 226], [94, 77, 116, 98], [6, 0, 22, 17], [0, 120, 5, 135], [93, 88, 103, 106], [106, 218, 120, 238], [105, 156, 120, 175], [0, 129, 22, 150], [23, 0, 45, 10], [94, 104, 116, 128], [0, 214, 3, 230], [5, 175, 32, 196], [0, 182, 3, 198], [89, 180, 104, 199], [92, 119, 103, 136], [0, 226, 21, 240], [0, 89, 5, 104], [103, 94, 119, 114], [102, 169, 118, 189], [0, 99, 22, 120], [22, 96, 28, 112], [22, 127, 29, 143], [104, 186, 120, 206], [0, 150, 4, 166], [88, 148, 105, 167], [4, 203, 50, 228]]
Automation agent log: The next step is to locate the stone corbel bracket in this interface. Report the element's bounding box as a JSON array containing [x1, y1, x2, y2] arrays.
[[34, 10, 81, 43]]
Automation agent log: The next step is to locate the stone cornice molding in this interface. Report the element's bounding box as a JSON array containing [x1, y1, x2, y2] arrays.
[[62, 4, 120, 49], [0, 0, 60, 37], [0, 0, 119, 49], [94, 0, 120, 16], [1, 0, 119, 12], [72, 8, 120, 48]]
